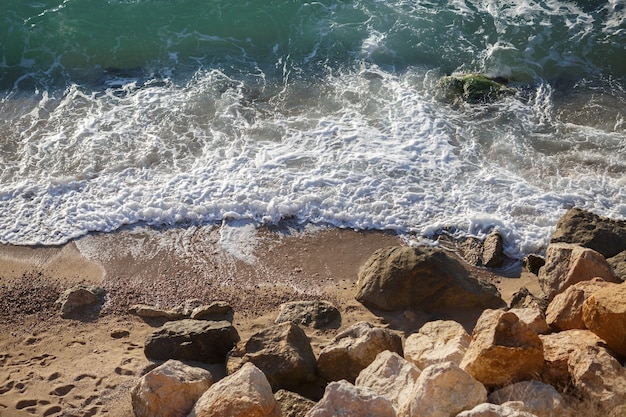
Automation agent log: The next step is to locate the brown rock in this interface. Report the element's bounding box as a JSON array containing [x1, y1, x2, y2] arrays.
[[539, 329, 604, 389], [144, 319, 239, 363], [317, 321, 403, 383], [274, 300, 340, 329], [190, 301, 234, 322], [508, 287, 548, 311], [538, 243, 619, 300], [130, 304, 186, 320], [582, 282, 626, 357], [460, 310, 544, 387], [355, 246, 504, 312], [608, 250, 626, 281], [523, 254, 545, 275], [568, 345, 626, 412], [545, 278, 614, 331], [275, 390, 315, 417], [459, 236, 484, 266], [482, 230, 505, 268], [131, 359, 213, 417], [508, 308, 549, 335], [189, 362, 281, 417], [55, 285, 105, 319], [226, 322, 317, 392], [550, 207, 626, 259]]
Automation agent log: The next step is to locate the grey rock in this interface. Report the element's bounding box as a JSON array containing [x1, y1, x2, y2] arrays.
[[55, 285, 106, 319], [355, 246, 505, 312], [275, 300, 340, 329]]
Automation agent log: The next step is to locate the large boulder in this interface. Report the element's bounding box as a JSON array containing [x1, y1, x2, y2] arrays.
[[226, 322, 317, 392], [538, 243, 619, 300], [539, 329, 604, 389], [397, 361, 487, 417], [355, 246, 505, 312], [55, 285, 106, 319], [188, 362, 281, 417], [545, 278, 614, 331], [131, 360, 213, 417], [404, 320, 471, 369], [582, 282, 626, 357], [317, 321, 403, 383], [275, 390, 316, 417], [145, 319, 239, 363], [355, 350, 421, 410], [274, 300, 340, 329], [568, 345, 626, 413], [488, 380, 570, 417], [304, 380, 396, 417], [550, 207, 626, 259], [460, 310, 544, 387]]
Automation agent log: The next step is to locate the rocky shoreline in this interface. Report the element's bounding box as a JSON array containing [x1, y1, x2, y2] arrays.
[[1, 207, 626, 417]]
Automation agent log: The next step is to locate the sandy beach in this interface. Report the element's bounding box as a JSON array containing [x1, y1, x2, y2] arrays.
[[0, 224, 540, 417]]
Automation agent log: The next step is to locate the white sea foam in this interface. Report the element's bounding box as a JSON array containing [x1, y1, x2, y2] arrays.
[[1, 0, 625, 260]]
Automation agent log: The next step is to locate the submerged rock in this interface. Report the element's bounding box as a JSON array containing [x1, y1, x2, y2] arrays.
[[439, 73, 516, 103]]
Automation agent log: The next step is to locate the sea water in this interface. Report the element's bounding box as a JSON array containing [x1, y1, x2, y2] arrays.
[[1, 0, 625, 259]]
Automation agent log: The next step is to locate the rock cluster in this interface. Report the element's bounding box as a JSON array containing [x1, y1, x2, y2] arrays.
[[126, 207, 625, 417]]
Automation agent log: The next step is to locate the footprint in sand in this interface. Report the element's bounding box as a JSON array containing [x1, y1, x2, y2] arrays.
[[15, 399, 38, 410], [43, 405, 62, 416], [49, 384, 75, 396]]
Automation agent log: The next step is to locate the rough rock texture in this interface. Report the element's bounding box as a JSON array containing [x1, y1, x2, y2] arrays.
[[397, 361, 487, 417], [355, 350, 421, 409], [538, 243, 619, 300], [274, 300, 341, 329], [456, 403, 538, 417], [582, 282, 626, 357], [545, 278, 614, 331], [145, 319, 239, 363], [607, 250, 626, 281], [488, 380, 570, 417], [508, 287, 548, 311], [459, 236, 484, 266], [55, 285, 105, 319], [317, 321, 403, 383], [190, 301, 234, 322], [550, 207, 626, 259], [539, 330, 604, 389], [439, 73, 516, 103], [131, 360, 213, 417], [482, 230, 505, 268], [226, 322, 317, 392], [404, 320, 471, 368], [188, 363, 281, 417], [460, 310, 544, 387], [507, 308, 549, 335], [568, 345, 626, 412], [304, 380, 396, 417], [275, 390, 316, 417], [355, 246, 505, 312]]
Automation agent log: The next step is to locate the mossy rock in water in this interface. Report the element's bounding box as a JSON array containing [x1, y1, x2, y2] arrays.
[[439, 73, 515, 103]]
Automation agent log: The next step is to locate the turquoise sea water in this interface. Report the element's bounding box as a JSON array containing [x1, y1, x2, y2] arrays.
[[1, 0, 625, 257]]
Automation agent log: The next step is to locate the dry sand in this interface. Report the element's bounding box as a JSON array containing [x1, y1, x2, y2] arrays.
[[0, 224, 541, 417]]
